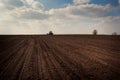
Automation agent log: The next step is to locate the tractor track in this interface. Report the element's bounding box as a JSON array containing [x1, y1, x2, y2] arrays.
[[0, 35, 120, 80]]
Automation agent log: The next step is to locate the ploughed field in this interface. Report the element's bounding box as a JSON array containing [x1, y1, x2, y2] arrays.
[[0, 35, 120, 80]]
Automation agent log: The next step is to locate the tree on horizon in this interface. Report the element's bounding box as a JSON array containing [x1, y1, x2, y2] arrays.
[[93, 29, 97, 35], [48, 31, 54, 35]]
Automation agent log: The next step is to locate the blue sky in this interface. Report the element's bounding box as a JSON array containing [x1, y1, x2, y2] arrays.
[[90, 0, 119, 6], [37, 0, 73, 10], [0, 0, 120, 34], [37, 0, 119, 9], [39, 0, 120, 17]]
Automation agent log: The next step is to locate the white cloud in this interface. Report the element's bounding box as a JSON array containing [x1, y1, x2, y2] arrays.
[[0, 0, 113, 21], [48, 4, 112, 19], [18, 9, 50, 20], [0, 0, 46, 20], [23, 0, 34, 4], [22, 0, 44, 9], [32, 1, 44, 9], [72, 4, 111, 17], [101, 16, 120, 23], [73, 0, 90, 4], [0, 0, 120, 34], [0, 0, 24, 10]]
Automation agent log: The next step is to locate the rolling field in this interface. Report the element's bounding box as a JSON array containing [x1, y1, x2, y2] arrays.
[[0, 35, 120, 80]]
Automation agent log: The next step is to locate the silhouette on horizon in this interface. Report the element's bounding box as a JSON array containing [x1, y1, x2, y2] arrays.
[[93, 29, 97, 35], [47, 31, 54, 35]]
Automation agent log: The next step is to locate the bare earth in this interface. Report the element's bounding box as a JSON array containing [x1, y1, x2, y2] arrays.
[[0, 35, 120, 80]]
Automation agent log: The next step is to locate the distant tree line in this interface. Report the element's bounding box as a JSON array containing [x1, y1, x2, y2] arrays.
[[46, 30, 118, 36], [92, 30, 118, 35], [112, 32, 117, 35]]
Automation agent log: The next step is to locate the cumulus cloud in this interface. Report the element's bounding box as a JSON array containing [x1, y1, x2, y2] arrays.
[[71, 4, 112, 18], [23, 0, 34, 4], [0, 0, 120, 34], [18, 9, 50, 20], [21, 0, 44, 9], [32, 1, 44, 9], [0, 0, 47, 20], [101, 16, 120, 23], [48, 4, 112, 19], [0, 0, 24, 10], [73, 0, 90, 4], [0, 0, 44, 10], [0, 0, 113, 20]]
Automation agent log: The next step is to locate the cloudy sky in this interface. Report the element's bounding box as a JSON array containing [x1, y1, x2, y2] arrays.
[[0, 0, 120, 34]]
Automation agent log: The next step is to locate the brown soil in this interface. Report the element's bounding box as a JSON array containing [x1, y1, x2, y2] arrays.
[[0, 35, 120, 80]]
